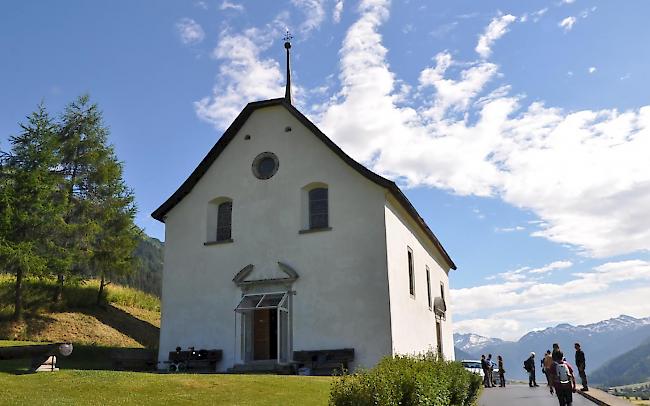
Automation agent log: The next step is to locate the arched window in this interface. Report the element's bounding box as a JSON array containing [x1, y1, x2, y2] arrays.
[[216, 201, 232, 241], [308, 188, 328, 229]]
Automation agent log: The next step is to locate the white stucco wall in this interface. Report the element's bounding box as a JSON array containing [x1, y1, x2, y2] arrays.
[[158, 105, 394, 371], [383, 197, 455, 361]]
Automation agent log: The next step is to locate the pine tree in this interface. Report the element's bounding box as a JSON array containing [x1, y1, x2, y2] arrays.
[[55, 95, 139, 303], [0, 105, 69, 319], [89, 161, 139, 305]]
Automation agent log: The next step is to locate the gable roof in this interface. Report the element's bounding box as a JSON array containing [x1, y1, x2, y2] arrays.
[[151, 98, 457, 270]]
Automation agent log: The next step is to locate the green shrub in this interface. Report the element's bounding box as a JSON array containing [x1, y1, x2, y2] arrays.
[[330, 352, 482, 406]]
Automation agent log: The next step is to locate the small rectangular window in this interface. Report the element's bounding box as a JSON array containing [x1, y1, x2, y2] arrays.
[[309, 188, 328, 229], [426, 266, 432, 310], [407, 248, 415, 297], [440, 282, 445, 303]]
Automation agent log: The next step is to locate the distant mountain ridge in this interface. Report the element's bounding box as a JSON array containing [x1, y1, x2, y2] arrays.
[[454, 315, 650, 382], [454, 333, 507, 354], [519, 315, 650, 341]]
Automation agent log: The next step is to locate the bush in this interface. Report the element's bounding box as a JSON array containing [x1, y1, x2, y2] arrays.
[[330, 352, 482, 406]]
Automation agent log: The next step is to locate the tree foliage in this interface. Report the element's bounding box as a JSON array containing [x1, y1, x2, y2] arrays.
[[55, 95, 139, 304], [0, 105, 71, 319], [0, 96, 139, 316]]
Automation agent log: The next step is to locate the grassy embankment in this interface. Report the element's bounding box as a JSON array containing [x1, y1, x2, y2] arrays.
[[0, 274, 159, 348]]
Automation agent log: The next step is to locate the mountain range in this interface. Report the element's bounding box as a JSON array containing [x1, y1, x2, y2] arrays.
[[454, 315, 650, 384]]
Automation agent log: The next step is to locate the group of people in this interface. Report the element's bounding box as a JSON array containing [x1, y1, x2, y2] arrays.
[[480, 353, 505, 388], [523, 342, 589, 406]]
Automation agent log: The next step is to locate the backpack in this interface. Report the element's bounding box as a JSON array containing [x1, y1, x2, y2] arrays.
[[556, 362, 572, 385], [523, 359, 531, 372]]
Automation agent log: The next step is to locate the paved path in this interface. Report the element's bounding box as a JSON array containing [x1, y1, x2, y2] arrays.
[[479, 385, 595, 406]]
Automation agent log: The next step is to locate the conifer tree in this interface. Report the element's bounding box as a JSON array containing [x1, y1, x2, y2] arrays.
[[0, 105, 70, 319], [55, 95, 138, 303]]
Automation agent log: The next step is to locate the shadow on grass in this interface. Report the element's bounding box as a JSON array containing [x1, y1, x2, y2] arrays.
[[81, 305, 159, 349], [0, 344, 150, 374]]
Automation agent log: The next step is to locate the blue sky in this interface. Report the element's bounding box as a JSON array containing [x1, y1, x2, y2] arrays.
[[2, 0, 650, 340]]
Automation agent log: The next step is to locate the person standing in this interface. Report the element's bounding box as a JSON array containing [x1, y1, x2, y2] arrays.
[[481, 355, 491, 388], [525, 352, 539, 387], [544, 350, 555, 394], [574, 343, 588, 391], [550, 350, 577, 406], [552, 343, 562, 362], [487, 354, 495, 387], [497, 355, 506, 387]]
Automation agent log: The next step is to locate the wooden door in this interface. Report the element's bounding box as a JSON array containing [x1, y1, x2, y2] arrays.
[[253, 310, 271, 360]]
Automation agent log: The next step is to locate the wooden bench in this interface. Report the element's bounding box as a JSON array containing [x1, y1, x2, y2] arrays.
[[110, 348, 157, 371], [167, 349, 222, 372], [293, 348, 354, 376]]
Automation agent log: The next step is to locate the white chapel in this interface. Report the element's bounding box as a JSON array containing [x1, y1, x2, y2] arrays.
[[152, 38, 457, 373]]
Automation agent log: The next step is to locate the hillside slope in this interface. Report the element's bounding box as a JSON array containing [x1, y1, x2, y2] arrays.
[[590, 337, 650, 387], [0, 277, 160, 348]]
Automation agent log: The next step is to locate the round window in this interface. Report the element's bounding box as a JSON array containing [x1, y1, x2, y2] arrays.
[[252, 152, 279, 179]]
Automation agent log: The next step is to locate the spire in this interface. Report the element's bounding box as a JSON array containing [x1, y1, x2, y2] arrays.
[[283, 30, 293, 104]]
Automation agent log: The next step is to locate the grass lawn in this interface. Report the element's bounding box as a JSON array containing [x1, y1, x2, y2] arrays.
[[0, 340, 332, 405], [0, 370, 333, 405]]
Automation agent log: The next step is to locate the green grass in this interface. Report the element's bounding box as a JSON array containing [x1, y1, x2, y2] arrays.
[[0, 370, 332, 405], [0, 341, 332, 405]]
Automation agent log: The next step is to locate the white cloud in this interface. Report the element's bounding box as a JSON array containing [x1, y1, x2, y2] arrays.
[[429, 21, 458, 38], [315, 7, 650, 258], [292, 0, 326, 34], [588, 66, 597, 73], [451, 260, 650, 318], [418, 52, 498, 120], [495, 226, 525, 233], [521, 8, 548, 23], [454, 318, 523, 340], [559, 16, 577, 31], [176, 18, 205, 45], [475, 14, 517, 59], [562, 0, 576, 4], [194, 28, 285, 127], [195, 1, 209, 10], [333, 0, 344, 23], [220, 1, 244, 11], [527, 260, 572, 274], [473, 285, 650, 340]]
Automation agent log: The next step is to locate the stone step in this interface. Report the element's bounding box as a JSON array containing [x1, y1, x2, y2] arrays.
[[227, 363, 294, 375]]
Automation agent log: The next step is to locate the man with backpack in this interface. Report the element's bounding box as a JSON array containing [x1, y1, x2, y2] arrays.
[[574, 343, 588, 391], [524, 352, 539, 387], [550, 351, 577, 406]]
